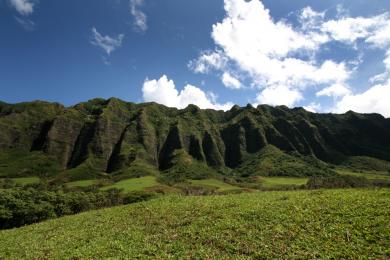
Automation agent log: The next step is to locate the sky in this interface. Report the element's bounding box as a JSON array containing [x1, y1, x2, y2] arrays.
[[1, 0, 390, 117]]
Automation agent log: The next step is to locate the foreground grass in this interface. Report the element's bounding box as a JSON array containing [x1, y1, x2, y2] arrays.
[[190, 178, 242, 191], [0, 189, 389, 258], [101, 176, 158, 192], [257, 177, 308, 188]]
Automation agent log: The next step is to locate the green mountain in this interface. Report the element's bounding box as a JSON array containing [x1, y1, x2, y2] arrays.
[[1, 98, 390, 181]]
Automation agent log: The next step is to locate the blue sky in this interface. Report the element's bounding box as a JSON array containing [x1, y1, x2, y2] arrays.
[[1, 0, 390, 116]]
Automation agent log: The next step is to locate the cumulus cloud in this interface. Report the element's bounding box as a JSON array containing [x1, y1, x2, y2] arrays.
[[366, 22, 390, 48], [370, 50, 390, 84], [299, 6, 325, 31], [188, 51, 227, 74], [303, 102, 321, 113], [9, 0, 34, 16], [91, 27, 124, 55], [142, 75, 233, 110], [130, 0, 147, 33], [189, 0, 390, 113], [256, 85, 303, 107], [221, 72, 242, 89], [322, 13, 390, 46], [321, 12, 390, 84], [316, 83, 351, 98], [190, 0, 350, 107], [333, 81, 390, 117]]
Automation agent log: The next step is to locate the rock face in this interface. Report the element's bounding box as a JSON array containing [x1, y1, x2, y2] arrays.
[[1, 98, 390, 177]]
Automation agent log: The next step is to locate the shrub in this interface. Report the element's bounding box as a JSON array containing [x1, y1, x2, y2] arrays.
[[122, 191, 156, 204], [0, 188, 123, 229], [307, 175, 370, 189]]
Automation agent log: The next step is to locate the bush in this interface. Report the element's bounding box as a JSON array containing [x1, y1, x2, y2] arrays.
[[371, 179, 390, 188], [0, 188, 123, 229], [0, 178, 16, 189], [307, 175, 370, 189], [122, 191, 156, 204]]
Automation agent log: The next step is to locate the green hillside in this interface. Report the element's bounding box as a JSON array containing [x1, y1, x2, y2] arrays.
[[235, 145, 335, 177], [1, 99, 390, 184], [0, 189, 388, 259], [101, 176, 159, 192]]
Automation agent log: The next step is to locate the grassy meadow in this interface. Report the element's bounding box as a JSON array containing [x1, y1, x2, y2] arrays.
[[0, 188, 388, 259], [101, 176, 159, 192], [337, 168, 390, 181], [189, 178, 242, 192], [257, 176, 308, 188], [65, 179, 99, 188], [10, 177, 40, 185]]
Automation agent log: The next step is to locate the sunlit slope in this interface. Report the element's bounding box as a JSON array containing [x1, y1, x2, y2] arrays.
[[0, 189, 388, 259]]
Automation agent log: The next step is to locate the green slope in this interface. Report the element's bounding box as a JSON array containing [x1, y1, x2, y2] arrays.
[[258, 176, 308, 188], [236, 145, 335, 177], [189, 178, 242, 191], [340, 156, 390, 172], [101, 176, 159, 192], [0, 189, 388, 259]]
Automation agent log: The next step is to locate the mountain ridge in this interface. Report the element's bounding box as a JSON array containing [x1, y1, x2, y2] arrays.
[[1, 98, 390, 180]]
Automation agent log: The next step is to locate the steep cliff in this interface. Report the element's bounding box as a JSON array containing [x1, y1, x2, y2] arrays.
[[1, 99, 390, 180]]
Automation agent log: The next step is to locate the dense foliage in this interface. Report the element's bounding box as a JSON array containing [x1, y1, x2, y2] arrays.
[[307, 175, 371, 189], [0, 188, 155, 229]]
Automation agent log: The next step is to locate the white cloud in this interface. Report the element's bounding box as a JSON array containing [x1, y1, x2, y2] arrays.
[[370, 73, 388, 84], [221, 72, 242, 89], [188, 0, 390, 114], [142, 75, 233, 110], [256, 85, 303, 107], [370, 49, 390, 84], [334, 81, 390, 117], [211, 0, 325, 62], [299, 6, 325, 31], [322, 13, 390, 47], [382, 50, 390, 71], [190, 0, 350, 107], [322, 17, 375, 43], [91, 27, 124, 55], [320, 11, 390, 88], [366, 22, 390, 48], [130, 0, 147, 33], [9, 0, 34, 16], [188, 51, 227, 74], [335, 4, 349, 19], [316, 83, 351, 98], [14, 16, 35, 31], [303, 102, 321, 113]]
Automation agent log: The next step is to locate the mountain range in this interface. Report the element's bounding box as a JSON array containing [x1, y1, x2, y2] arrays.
[[1, 98, 390, 182]]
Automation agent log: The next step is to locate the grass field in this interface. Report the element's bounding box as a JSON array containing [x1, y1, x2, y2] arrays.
[[189, 179, 242, 191], [0, 188, 388, 258], [10, 177, 40, 185], [257, 177, 308, 188], [101, 176, 159, 192], [337, 169, 390, 181], [65, 179, 99, 188]]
